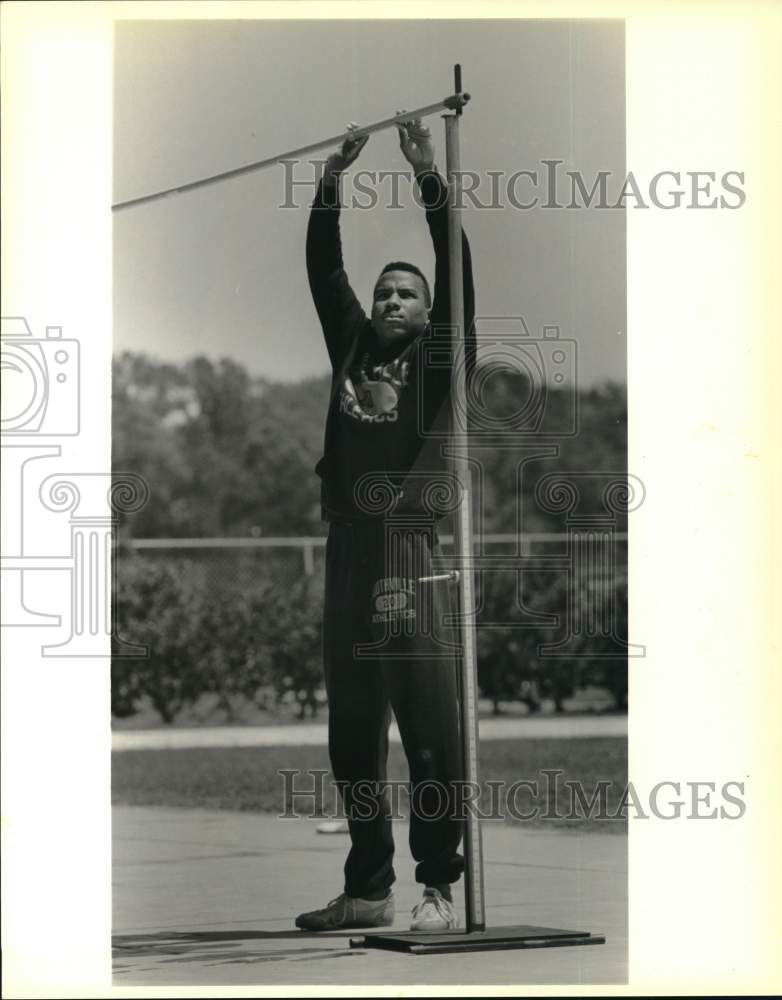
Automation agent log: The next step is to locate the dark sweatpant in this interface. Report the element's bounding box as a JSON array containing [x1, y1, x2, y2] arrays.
[[323, 518, 465, 900]]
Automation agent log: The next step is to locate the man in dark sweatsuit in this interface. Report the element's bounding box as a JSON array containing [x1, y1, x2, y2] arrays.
[[295, 117, 475, 933]]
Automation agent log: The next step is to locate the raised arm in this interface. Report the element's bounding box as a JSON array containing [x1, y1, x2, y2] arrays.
[[306, 126, 370, 371], [397, 117, 476, 380], [418, 170, 476, 379]]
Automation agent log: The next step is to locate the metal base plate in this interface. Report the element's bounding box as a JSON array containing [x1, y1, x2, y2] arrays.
[[350, 924, 605, 955]]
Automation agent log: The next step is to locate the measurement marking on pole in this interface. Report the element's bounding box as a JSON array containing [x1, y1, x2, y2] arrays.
[[444, 92, 487, 932], [457, 486, 485, 926]]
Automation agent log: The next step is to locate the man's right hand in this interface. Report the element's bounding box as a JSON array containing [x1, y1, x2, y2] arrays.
[[324, 122, 369, 182]]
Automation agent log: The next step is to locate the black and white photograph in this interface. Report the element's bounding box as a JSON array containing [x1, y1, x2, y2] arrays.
[[110, 16, 628, 987], [1, 3, 780, 997]]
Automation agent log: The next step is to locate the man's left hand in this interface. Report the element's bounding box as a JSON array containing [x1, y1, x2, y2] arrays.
[[397, 114, 435, 175]]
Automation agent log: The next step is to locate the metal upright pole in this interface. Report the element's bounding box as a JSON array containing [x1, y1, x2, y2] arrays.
[[444, 64, 486, 935]]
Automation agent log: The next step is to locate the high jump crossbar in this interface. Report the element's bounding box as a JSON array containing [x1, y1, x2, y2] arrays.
[[111, 89, 470, 212]]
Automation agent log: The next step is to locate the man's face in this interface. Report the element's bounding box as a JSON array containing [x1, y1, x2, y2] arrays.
[[371, 270, 430, 344]]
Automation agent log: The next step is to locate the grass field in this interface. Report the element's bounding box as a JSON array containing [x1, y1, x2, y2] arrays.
[[113, 737, 627, 833], [112, 690, 619, 730]]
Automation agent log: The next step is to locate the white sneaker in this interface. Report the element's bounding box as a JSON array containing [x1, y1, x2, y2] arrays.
[[410, 888, 459, 932], [315, 820, 350, 834]]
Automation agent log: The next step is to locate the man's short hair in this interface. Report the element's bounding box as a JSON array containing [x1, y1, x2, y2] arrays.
[[376, 261, 432, 308]]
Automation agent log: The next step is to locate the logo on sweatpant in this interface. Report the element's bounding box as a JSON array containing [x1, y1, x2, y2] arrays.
[[371, 576, 416, 624]]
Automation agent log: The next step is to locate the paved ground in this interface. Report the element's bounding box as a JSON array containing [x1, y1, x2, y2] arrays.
[[112, 714, 627, 751], [113, 805, 627, 987]]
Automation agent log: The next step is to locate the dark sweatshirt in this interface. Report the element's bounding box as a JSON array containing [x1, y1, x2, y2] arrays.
[[306, 170, 475, 523]]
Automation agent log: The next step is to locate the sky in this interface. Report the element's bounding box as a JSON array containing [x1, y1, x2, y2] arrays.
[[113, 19, 626, 386]]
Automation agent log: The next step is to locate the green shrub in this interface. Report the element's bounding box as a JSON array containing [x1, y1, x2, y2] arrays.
[[113, 554, 326, 723], [112, 557, 212, 722], [475, 561, 627, 712], [113, 550, 627, 723]]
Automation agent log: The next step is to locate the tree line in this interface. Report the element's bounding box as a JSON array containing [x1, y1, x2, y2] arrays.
[[112, 352, 628, 722], [113, 351, 627, 539]]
